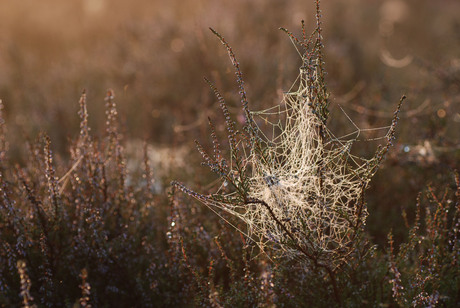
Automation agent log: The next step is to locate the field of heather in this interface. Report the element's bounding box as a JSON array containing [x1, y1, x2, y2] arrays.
[[0, 0, 459, 307]]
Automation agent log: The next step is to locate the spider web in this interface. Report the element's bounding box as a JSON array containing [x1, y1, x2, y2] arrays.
[[243, 67, 379, 264], [174, 31, 402, 268]]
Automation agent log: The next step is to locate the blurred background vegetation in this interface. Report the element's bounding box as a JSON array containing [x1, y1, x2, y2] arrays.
[[0, 0, 459, 265]]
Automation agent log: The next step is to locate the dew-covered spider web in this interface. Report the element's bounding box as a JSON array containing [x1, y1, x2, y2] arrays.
[[239, 66, 392, 266], [174, 26, 403, 268]]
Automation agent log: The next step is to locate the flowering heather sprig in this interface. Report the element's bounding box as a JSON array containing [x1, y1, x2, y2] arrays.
[[142, 141, 154, 200], [208, 29, 251, 126], [387, 232, 407, 306], [367, 95, 406, 178], [16, 260, 37, 308], [280, 1, 329, 127], [105, 88, 119, 158], [208, 28, 262, 146], [79, 268, 91, 308], [207, 117, 223, 166], [0, 169, 28, 274], [0, 170, 22, 234], [103, 89, 127, 198], [37, 230, 56, 304], [194, 139, 217, 172], [0, 99, 8, 163], [279, 26, 308, 52], [78, 89, 91, 148], [314, 0, 325, 76], [171, 180, 211, 203], [18, 171, 48, 237], [43, 135, 61, 218], [204, 78, 238, 156], [166, 189, 182, 256]]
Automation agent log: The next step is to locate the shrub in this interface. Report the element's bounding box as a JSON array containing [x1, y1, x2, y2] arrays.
[[173, 2, 405, 306], [0, 91, 189, 306], [387, 172, 460, 307]]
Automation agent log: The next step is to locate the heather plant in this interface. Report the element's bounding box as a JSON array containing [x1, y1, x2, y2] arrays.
[[0, 2, 459, 307], [0, 91, 192, 306], [387, 172, 460, 307], [173, 2, 405, 305], [16, 260, 37, 308], [78, 268, 91, 308], [168, 188, 274, 307]]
